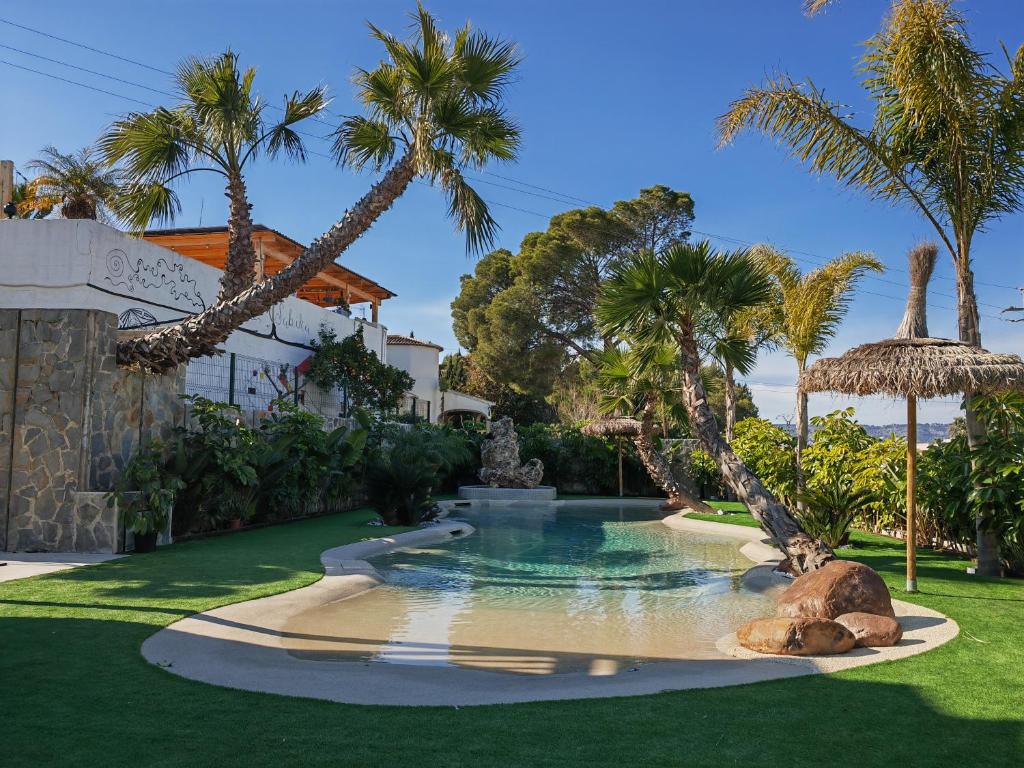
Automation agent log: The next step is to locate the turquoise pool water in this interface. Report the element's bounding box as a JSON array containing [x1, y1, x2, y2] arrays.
[[284, 503, 776, 675]]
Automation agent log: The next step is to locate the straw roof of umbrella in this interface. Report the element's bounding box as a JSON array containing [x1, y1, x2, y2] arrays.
[[800, 244, 1024, 398], [581, 416, 643, 438]]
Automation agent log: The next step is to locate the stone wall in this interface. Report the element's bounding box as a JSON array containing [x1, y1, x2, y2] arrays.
[[0, 308, 183, 552]]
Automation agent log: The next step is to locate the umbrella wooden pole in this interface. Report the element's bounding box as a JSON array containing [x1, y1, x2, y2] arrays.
[[906, 396, 918, 593]]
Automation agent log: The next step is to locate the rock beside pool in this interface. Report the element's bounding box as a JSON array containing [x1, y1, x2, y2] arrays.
[[835, 612, 903, 647], [776, 560, 895, 620], [736, 617, 856, 656]]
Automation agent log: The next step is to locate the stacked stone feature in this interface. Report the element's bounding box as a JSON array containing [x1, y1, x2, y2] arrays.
[[0, 309, 183, 552]]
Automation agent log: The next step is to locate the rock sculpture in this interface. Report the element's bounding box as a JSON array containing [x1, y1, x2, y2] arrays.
[[478, 417, 544, 489], [736, 617, 856, 656]]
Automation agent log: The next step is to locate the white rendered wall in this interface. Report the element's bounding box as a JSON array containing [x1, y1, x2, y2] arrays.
[[0, 220, 388, 365], [384, 342, 441, 422]]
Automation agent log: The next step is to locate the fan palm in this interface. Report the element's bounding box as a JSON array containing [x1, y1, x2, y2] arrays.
[[100, 51, 329, 301], [718, 0, 1024, 573], [753, 246, 882, 480], [116, 4, 520, 371], [593, 344, 715, 514], [597, 241, 834, 573], [26, 146, 119, 220]]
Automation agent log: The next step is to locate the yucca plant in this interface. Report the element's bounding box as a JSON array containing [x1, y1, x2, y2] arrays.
[[100, 51, 328, 301], [115, 4, 521, 372]]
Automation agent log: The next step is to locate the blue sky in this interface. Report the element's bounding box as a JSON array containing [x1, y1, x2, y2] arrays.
[[3, 0, 1023, 424]]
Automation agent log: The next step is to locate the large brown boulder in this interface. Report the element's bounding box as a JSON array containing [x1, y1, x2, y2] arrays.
[[777, 560, 895, 620], [835, 612, 903, 647], [737, 617, 856, 656]]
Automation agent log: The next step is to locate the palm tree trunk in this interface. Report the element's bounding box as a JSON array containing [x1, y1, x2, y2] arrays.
[[955, 248, 1001, 576], [118, 153, 416, 371], [635, 404, 716, 515], [724, 362, 736, 442], [794, 358, 809, 507], [676, 324, 833, 573], [218, 172, 257, 302]]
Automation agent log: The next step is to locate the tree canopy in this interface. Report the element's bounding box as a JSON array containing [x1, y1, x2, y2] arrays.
[[450, 185, 695, 395]]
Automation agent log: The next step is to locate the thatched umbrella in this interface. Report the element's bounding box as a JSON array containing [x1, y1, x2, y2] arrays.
[[801, 244, 1024, 591], [582, 416, 716, 514]]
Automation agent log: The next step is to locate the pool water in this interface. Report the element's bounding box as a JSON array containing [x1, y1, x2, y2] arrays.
[[283, 504, 777, 676]]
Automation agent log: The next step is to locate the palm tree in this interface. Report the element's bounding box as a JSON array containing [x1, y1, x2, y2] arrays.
[[753, 246, 882, 485], [716, 296, 777, 442], [593, 344, 716, 515], [597, 241, 834, 573], [100, 51, 329, 302], [718, 0, 1024, 574], [26, 146, 119, 220], [116, 4, 520, 371], [11, 178, 54, 219]]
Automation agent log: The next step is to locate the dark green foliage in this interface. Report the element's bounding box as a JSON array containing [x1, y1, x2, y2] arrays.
[[797, 480, 874, 548], [167, 395, 367, 534], [365, 426, 476, 525], [308, 326, 415, 415], [106, 438, 184, 534]]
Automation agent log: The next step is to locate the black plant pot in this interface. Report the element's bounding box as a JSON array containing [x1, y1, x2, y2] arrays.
[[133, 531, 158, 553]]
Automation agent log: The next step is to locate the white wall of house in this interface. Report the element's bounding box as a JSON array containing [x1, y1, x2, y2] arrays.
[[385, 341, 442, 422], [0, 220, 492, 423], [0, 219, 388, 360]]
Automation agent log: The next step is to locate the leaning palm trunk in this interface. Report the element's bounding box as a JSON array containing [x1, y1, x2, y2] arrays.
[[724, 362, 737, 442], [118, 153, 416, 370], [636, 406, 716, 515], [677, 326, 834, 573], [219, 172, 258, 301]]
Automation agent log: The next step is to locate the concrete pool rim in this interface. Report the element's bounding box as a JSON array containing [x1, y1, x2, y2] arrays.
[[140, 499, 959, 706]]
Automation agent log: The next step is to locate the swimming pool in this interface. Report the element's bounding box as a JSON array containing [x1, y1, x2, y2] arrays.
[[282, 503, 778, 676]]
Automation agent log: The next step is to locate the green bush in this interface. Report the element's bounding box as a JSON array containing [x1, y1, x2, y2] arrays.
[[796, 479, 873, 548], [365, 425, 475, 524], [732, 418, 797, 504], [167, 396, 368, 534]]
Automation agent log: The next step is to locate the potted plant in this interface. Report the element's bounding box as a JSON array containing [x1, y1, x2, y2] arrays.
[[106, 439, 184, 553]]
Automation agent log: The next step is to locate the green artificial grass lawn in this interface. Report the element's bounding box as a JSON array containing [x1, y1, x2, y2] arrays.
[[2, 505, 1022, 767]]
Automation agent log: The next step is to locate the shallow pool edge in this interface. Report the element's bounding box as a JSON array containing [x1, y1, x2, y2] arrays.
[[140, 500, 959, 706]]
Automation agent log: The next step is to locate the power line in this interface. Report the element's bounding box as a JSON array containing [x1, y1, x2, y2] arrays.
[[4, 16, 1019, 302]]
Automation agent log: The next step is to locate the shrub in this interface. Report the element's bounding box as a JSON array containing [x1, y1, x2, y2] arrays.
[[167, 395, 368, 534], [732, 418, 797, 504], [365, 425, 474, 525], [106, 438, 183, 536], [796, 479, 873, 548]]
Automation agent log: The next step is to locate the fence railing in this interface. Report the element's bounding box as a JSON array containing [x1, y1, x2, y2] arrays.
[[185, 353, 348, 419]]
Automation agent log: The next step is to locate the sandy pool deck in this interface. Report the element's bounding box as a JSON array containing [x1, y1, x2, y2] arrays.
[[141, 502, 958, 706]]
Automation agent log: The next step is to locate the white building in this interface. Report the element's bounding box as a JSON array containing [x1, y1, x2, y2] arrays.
[[0, 219, 491, 423]]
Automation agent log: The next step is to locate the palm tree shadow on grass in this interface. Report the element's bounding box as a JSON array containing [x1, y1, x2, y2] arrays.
[[2, 615, 1022, 767]]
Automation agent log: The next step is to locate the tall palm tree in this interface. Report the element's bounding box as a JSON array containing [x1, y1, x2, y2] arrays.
[[100, 51, 329, 301], [116, 4, 520, 371], [716, 294, 777, 442], [26, 146, 120, 220], [718, 0, 1024, 574], [593, 344, 716, 515], [597, 241, 834, 573], [754, 246, 882, 484]]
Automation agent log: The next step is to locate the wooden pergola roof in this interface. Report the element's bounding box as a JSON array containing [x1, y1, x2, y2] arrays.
[[143, 225, 396, 313]]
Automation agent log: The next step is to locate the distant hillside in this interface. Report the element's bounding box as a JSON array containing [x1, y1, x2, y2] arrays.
[[774, 422, 951, 443]]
